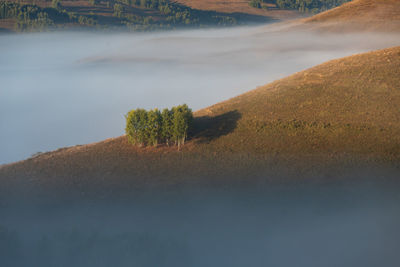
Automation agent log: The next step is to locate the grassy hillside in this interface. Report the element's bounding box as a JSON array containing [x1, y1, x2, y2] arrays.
[[195, 46, 400, 157], [1, 46, 399, 195], [300, 0, 400, 32]]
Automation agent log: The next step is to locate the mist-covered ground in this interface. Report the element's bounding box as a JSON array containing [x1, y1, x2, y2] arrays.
[[1, 26, 400, 163], [1, 172, 400, 267]]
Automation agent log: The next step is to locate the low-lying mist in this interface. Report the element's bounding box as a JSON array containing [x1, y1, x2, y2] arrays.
[[1, 171, 400, 267], [1, 26, 400, 163]]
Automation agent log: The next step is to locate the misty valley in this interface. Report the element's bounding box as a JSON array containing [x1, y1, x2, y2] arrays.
[[1, 0, 400, 266], [2, 170, 400, 267]]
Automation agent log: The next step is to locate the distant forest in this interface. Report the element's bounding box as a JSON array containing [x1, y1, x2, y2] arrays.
[[0, 0, 240, 32], [249, 0, 351, 13], [0, 0, 350, 32]]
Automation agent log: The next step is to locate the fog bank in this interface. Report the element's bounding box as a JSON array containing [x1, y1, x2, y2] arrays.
[[1, 177, 400, 267], [1, 26, 400, 163]]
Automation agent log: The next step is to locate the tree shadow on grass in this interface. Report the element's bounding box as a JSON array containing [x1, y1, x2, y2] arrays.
[[191, 110, 241, 143]]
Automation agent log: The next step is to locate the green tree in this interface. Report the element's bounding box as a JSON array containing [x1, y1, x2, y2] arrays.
[[172, 104, 193, 149], [146, 109, 162, 146], [161, 108, 173, 146], [113, 3, 124, 18], [125, 108, 148, 146]]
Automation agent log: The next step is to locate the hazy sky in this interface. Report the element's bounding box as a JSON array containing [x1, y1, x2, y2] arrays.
[[1, 26, 400, 163]]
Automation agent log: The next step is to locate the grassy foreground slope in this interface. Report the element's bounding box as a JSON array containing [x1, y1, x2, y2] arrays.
[[299, 0, 400, 32], [1, 47, 400, 193]]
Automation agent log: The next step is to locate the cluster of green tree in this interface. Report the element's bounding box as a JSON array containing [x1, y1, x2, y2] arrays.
[[0, 1, 21, 18], [112, 0, 238, 27], [0, 2, 58, 31], [249, 0, 351, 13], [0, 0, 258, 32], [155, 1, 238, 26], [125, 105, 193, 148], [16, 11, 55, 31], [0, 1, 98, 31], [113, 3, 124, 18], [276, 0, 351, 13]]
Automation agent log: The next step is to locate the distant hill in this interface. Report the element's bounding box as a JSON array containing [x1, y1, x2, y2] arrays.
[[0, 0, 273, 32], [1, 46, 399, 196], [299, 0, 400, 32], [1, 0, 355, 32]]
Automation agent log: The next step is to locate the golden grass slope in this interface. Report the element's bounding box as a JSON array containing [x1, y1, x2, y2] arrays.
[[195, 46, 400, 157], [197, 46, 400, 126], [300, 0, 400, 32]]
